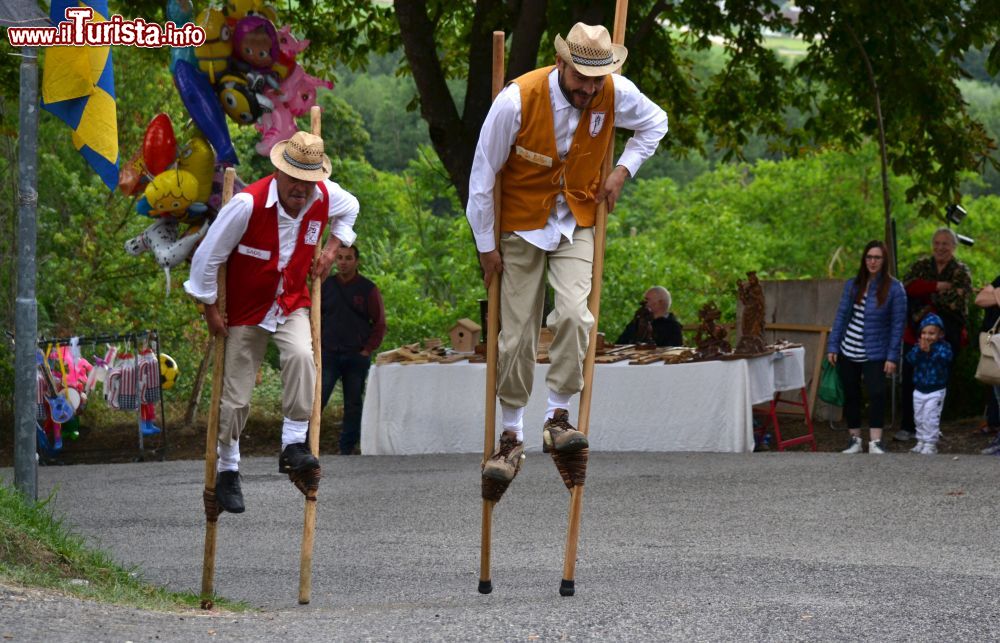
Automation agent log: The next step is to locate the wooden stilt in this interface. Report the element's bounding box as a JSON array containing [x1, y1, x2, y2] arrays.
[[560, 0, 629, 597], [200, 167, 237, 610], [298, 105, 325, 605], [479, 30, 506, 595]]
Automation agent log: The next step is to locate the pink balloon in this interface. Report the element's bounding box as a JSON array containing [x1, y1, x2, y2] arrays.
[[142, 114, 177, 176], [273, 24, 309, 79], [254, 104, 298, 156], [279, 65, 332, 117]]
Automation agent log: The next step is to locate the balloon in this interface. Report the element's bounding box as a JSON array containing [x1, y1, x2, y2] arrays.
[[177, 135, 216, 202], [254, 103, 297, 156], [218, 72, 274, 125], [124, 218, 209, 292], [142, 114, 177, 176], [143, 169, 200, 217], [225, 0, 278, 24], [118, 149, 145, 196], [124, 218, 207, 269], [272, 24, 308, 80], [233, 15, 279, 73], [173, 60, 238, 164], [279, 64, 332, 117], [167, 0, 197, 72], [194, 8, 232, 85]]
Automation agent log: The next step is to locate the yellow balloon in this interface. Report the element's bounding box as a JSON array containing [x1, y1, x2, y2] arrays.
[[178, 135, 215, 203], [144, 169, 200, 217], [194, 8, 232, 85]]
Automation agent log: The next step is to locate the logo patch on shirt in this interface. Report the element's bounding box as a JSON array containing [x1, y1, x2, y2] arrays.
[[236, 244, 271, 261], [589, 112, 607, 137], [304, 221, 322, 246], [515, 145, 553, 168]]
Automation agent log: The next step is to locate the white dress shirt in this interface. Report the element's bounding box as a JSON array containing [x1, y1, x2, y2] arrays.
[[466, 68, 668, 253], [184, 177, 359, 332]]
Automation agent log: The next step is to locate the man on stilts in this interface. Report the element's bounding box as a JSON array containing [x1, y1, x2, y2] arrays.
[[468, 23, 667, 484], [185, 131, 359, 513]]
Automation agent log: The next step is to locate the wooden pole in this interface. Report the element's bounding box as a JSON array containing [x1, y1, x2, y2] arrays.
[[560, 0, 628, 597], [200, 167, 237, 610], [478, 30, 506, 596], [298, 105, 324, 605]]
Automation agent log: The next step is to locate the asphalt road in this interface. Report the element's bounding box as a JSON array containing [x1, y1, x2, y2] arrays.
[[3, 451, 1000, 641]]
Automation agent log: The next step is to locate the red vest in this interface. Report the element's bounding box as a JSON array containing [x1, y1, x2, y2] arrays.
[[225, 176, 329, 327]]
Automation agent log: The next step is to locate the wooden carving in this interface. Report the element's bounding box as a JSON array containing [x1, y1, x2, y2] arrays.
[[694, 302, 731, 359], [736, 271, 767, 354]]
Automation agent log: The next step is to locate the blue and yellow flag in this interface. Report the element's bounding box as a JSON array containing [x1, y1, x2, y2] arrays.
[[41, 1, 119, 191]]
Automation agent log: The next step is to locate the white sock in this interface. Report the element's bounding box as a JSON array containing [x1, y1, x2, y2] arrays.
[[546, 390, 573, 420], [281, 417, 309, 450], [501, 404, 524, 442], [217, 440, 240, 472]]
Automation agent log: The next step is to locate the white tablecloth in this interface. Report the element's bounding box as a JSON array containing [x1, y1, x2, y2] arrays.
[[360, 346, 805, 455]]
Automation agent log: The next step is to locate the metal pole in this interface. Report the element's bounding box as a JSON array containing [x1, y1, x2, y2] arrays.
[[14, 47, 40, 500]]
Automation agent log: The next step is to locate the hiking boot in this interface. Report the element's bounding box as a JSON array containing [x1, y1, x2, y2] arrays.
[[868, 440, 886, 454], [482, 432, 525, 483], [841, 436, 863, 454], [542, 409, 588, 454], [893, 429, 916, 442], [215, 471, 245, 514], [911, 441, 926, 453], [278, 442, 319, 474]]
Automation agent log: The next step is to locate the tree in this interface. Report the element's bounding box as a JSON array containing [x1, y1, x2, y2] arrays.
[[285, 1, 1000, 217]]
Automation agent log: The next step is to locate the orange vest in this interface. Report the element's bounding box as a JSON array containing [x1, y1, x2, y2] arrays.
[[499, 66, 615, 232]]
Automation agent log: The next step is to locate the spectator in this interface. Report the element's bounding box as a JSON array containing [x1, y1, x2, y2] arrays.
[[616, 286, 684, 346], [826, 241, 906, 455], [895, 227, 972, 442], [974, 276, 1000, 454], [906, 313, 954, 455], [320, 245, 386, 455]]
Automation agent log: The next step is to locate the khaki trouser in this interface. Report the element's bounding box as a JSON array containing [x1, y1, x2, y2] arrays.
[[218, 308, 314, 445], [497, 227, 595, 408]]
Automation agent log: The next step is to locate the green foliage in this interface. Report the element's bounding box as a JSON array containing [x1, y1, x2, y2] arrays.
[[602, 144, 1000, 340], [334, 67, 432, 172]]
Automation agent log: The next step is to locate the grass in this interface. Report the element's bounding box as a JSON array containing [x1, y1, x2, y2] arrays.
[[0, 483, 248, 612]]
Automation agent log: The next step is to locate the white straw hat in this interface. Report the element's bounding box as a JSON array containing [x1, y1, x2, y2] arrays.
[[269, 131, 332, 181], [554, 22, 627, 77]]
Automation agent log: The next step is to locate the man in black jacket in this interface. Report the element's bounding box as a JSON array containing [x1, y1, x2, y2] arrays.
[[616, 286, 684, 347], [320, 245, 386, 455]]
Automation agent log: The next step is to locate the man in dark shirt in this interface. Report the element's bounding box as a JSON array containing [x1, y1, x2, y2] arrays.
[[320, 245, 386, 455], [616, 286, 684, 346]]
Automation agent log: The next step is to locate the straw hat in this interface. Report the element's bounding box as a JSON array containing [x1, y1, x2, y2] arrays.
[[554, 23, 627, 77], [269, 131, 332, 182]]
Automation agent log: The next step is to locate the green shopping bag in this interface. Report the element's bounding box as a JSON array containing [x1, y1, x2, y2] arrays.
[[818, 360, 844, 406]]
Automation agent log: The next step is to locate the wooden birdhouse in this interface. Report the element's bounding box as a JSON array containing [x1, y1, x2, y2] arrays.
[[449, 318, 482, 353]]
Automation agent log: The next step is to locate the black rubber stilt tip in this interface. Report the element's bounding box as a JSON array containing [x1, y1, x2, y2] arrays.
[[478, 579, 493, 594], [559, 579, 575, 596]]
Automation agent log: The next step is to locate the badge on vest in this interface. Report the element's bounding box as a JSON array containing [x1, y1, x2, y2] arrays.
[[515, 145, 553, 168], [304, 220, 322, 246], [237, 244, 271, 261], [590, 112, 607, 138]]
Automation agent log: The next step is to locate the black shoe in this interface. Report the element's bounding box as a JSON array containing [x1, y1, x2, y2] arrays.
[[279, 442, 319, 474], [215, 471, 245, 514]]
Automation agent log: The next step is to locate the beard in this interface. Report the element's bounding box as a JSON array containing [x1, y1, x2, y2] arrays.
[[557, 70, 597, 110]]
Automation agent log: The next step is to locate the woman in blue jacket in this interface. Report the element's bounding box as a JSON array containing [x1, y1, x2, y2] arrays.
[[826, 240, 907, 454]]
